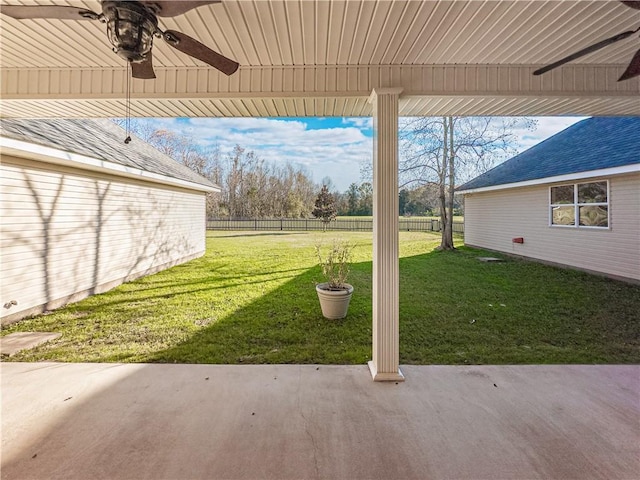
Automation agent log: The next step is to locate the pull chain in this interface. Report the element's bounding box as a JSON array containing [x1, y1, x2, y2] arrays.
[[124, 62, 132, 144]]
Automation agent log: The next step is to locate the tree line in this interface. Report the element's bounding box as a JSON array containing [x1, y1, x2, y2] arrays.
[[120, 116, 536, 250], [320, 181, 461, 218], [122, 122, 318, 218], [122, 119, 383, 219]]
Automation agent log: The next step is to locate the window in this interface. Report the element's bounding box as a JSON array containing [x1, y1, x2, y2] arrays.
[[550, 181, 609, 228]]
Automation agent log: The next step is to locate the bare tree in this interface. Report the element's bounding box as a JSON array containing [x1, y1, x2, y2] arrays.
[[112, 118, 157, 143], [115, 121, 225, 217], [400, 116, 537, 250], [224, 149, 317, 219], [114, 120, 320, 219]]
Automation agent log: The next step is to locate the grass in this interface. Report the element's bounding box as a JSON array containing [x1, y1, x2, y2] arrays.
[[2, 231, 638, 364]]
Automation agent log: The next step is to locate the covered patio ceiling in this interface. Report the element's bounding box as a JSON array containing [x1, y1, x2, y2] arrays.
[[1, 0, 639, 118]]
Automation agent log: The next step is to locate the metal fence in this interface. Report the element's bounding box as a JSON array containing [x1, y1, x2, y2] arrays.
[[207, 217, 464, 234]]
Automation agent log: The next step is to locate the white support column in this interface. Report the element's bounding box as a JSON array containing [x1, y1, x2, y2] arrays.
[[368, 88, 404, 382]]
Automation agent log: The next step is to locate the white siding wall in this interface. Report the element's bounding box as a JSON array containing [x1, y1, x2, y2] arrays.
[[464, 173, 640, 281], [1, 155, 207, 322]]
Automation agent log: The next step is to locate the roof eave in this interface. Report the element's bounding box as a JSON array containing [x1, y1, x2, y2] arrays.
[[0, 136, 221, 193], [458, 163, 640, 195]]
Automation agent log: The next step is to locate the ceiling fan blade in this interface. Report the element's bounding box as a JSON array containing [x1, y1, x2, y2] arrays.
[[0, 5, 99, 20], [139, 1, 220, 17], [163, 30, 239, 76], [131, 55, 156, 80], [619, 48, 640, 80], [620, 1, 640, 9], [533, 28, 640, 76]]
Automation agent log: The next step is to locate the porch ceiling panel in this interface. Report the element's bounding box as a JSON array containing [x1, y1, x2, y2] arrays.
[[399, 96, 639, 117], [0, 97, 374, 118], [0, 0, 639, 118]]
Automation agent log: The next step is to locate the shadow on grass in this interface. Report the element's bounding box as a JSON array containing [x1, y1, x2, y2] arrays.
[[6, 244, 639, 365], [66, 266, 312, 311], [143, 258, 375, 365], [398, 247, 640, 364], [142, 246, 639, 365]]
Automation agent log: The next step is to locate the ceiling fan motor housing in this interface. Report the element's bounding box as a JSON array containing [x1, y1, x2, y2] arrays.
[[103, 1, 158, 63]]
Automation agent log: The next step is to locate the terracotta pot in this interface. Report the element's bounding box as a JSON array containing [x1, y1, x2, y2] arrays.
[[315, 283, 354, 319]]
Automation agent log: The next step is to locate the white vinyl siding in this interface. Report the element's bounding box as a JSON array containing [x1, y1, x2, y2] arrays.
[[463, 173, 640, 281], [1, 155, 207, 322]]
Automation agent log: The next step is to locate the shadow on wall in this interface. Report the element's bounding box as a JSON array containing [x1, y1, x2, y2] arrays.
[[122, 197, 197, 283], [91, 180, 111, 295], [25, 173, 66, 309], [1, 168, 198, 323]]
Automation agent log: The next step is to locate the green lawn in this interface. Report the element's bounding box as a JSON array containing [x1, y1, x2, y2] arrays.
[[2, 231, 638, 364]]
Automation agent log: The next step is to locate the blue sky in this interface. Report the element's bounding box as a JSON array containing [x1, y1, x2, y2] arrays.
[[139, 116, 586, 191]]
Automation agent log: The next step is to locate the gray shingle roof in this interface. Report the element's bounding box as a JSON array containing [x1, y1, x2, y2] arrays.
[[0, 118, 217, 190], [458, 117, 640, 191]]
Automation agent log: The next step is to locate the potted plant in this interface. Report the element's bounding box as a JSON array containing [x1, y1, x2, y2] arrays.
[[315, 240, 354, 319]]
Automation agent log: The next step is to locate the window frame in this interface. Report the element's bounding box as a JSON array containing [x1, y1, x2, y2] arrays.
[[549, 180, 610, 229]]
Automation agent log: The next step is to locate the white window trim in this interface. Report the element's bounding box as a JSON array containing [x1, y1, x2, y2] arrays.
[[549, 180, 610, 229]]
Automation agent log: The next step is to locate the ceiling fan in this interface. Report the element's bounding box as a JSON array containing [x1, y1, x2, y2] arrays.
[[533, 0, 640, 81], [0, 1, 239, 79]]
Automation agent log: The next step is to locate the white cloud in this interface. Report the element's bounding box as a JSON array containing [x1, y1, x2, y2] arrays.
[[516, 116, 587, 152], [134, 115, 588, 192], [139, 117, 372, 191], [342, 117, 373, 129]]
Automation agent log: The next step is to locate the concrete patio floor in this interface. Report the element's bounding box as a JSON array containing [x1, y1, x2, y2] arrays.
[[1, 363, 638, 480]]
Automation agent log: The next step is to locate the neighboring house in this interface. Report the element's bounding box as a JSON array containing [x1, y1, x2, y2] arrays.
[[0, 119, 219, 323], [458, 117, 640, 282]]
